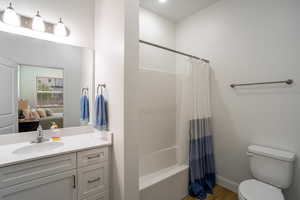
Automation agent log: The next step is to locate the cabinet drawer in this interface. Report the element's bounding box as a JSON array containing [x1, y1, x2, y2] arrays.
[[78, 163, 109, 199], [0, 153, 76, 189], [81, 191, 109, 200], [77, 148, 108, 168]]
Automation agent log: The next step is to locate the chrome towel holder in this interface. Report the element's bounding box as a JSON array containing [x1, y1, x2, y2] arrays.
[[97, 84, 106, 95], [81, 88, 89, 95]]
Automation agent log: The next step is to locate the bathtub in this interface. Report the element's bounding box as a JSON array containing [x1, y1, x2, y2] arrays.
[[139, 164, 189, 200]]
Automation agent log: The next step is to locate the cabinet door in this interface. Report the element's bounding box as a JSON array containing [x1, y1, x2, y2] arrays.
[[0, 153, 76, 189], [0, 57, 18, 135], [0, 170, 77, 200]]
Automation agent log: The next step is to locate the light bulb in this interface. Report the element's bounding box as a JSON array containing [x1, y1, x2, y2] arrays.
[[32, 11, 45, 32], [54, 18, 67, 36], [2, 3, 20, 26]]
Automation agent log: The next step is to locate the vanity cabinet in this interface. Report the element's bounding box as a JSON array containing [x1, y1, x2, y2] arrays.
[[0, 147, 110, 200]]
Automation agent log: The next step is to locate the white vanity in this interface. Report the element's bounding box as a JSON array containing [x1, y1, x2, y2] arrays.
[[0, 127, 112, 200]]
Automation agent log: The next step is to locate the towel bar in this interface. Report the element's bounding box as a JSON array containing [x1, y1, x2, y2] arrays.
[[230, 79, 293, 88]]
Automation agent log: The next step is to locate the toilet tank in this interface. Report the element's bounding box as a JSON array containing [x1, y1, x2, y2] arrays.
[[247, 145, 296, 189]]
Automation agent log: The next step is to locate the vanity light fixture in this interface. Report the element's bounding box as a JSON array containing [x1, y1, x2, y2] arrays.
[[32, 11, 45, 32], [54, 18, 67, 37], [2, 2, 20, 26], [1, 3, 70, 37]]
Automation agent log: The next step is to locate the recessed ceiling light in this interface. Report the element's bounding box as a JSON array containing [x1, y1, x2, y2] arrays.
[[158, 0, 167, 4]]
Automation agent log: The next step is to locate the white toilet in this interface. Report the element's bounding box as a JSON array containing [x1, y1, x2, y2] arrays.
[[239, 145, 296, 200]]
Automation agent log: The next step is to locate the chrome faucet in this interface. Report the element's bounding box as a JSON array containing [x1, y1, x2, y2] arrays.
[[31, 125, 49, 143]]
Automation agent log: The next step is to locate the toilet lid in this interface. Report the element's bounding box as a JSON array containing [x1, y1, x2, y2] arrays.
[[239, 179, 284, 200]]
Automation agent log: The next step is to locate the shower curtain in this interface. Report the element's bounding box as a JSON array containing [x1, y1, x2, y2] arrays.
[[181, 59, 216, 199]]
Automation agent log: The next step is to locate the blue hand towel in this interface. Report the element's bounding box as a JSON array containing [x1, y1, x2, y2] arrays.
[[95, 94, 108, 130], [80, 95, 89, 121]]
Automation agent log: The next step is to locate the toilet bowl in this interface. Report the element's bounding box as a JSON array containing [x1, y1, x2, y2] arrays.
[[239, 145, 295, 200], [238, 179, 284, 200]]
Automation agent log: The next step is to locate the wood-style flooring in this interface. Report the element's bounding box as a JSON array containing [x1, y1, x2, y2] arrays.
[[184, 185, 238, 200]]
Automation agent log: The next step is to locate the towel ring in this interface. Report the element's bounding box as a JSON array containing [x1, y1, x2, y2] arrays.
[[82, 88, 89, 95], [97, 84, 106, 95]]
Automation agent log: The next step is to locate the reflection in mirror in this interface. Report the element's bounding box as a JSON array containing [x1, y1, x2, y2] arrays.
[[18, 65, 64, 132], [0, 31, 94, 135]]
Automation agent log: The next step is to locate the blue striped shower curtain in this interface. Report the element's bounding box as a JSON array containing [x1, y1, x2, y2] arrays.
[[189, 118, 215, 199], [183, 59, 216, 199]]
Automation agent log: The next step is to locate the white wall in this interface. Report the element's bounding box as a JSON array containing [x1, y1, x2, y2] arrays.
[[176, 0, 300, 199], [124, 0, 140, 199], [0, 31, 87, 128], [0, 0, 94, 48], [94, 0, 125, 198], [94, 0, 139, 199], [139, 8, 175, 48]]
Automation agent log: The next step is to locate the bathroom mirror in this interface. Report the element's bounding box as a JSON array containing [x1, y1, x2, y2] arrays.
[[0, 31, 94, 134]]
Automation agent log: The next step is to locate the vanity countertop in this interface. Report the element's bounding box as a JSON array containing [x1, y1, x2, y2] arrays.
[[0, 126, 112, 167]]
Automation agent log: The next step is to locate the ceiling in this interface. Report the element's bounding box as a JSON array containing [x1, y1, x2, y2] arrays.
[[140, 0, 220, 22]]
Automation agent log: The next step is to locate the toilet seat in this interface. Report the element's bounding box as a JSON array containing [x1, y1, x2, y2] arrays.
[[239, 179, 284, 200]]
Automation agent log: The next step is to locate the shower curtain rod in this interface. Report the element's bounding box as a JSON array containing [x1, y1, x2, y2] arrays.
[[139, 40, 210, 63]]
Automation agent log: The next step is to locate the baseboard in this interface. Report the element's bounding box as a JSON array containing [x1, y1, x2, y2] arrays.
[[216, 175, 239, 193]]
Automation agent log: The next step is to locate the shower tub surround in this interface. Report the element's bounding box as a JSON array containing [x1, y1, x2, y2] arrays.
[[140, 164, 189, 200], [136, 69, 189, 200]]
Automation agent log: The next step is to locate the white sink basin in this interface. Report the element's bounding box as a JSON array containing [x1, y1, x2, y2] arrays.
[[13, 142, 64, 155]]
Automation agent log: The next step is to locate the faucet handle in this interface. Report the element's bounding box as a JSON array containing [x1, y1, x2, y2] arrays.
[[37, 125, 43, 137], [32, 125, 49, 143]]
